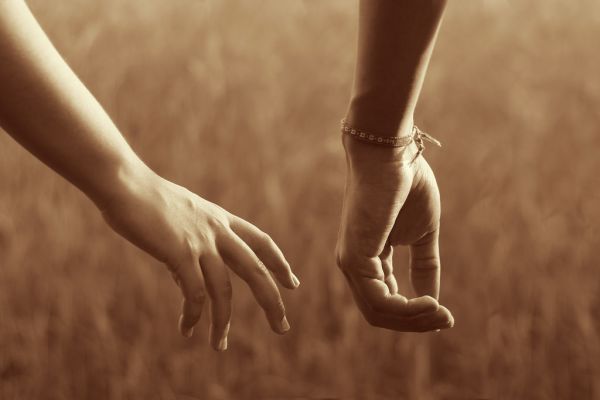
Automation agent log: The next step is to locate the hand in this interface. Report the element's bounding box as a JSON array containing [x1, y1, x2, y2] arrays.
[[99, 166, 300, 351], [336, 134, 454, 332]]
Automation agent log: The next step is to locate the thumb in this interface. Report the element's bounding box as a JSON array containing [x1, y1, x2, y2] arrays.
[[409, 228, 441, 299]]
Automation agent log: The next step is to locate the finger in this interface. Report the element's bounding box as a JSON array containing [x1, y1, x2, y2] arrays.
[[200, 253, 232, 351], [345, 257, 438, 316], [229, 216, 299, 289], [342, 270, 452, 332], [410, 228, 441, 299], [179, 298, 202, 338], [169, 258, 206, 338], [406, 305, 454, 332], [372, 305, 454, 332], [379, 244, 398, 295], [218, 229, 290, 334], [352, 274, 439, 315], [384, 272, 399, 296]]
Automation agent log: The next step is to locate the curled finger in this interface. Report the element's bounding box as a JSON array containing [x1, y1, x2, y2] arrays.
[[169, 258, 206, 338], [345, 256, 438, 317], [200, 253, 232, 351], [342, 270, 452, 332], [379, 244, 398, 295]]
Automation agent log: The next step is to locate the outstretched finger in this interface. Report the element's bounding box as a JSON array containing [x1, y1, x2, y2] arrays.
[[200, 253, 232, 352], [229, 216, 299, 289], [409, 228, 440, 299], [218, 229, 290, 335], [170, 258, 206, 338]]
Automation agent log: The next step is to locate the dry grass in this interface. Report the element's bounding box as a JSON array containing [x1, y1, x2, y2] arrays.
[[1, 0, 599, 399]]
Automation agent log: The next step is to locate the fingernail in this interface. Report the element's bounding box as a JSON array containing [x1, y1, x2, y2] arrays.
[[179, 315, 193, 338], [447, 313, 455, 328], [182, 326, 194, 338], [217, 336, 228, 352], [278, 316, 290, 334], [436, 318, 454, 331], [292, 275, 300, 288]]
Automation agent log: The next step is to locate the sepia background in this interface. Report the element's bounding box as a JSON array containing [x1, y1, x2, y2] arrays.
[[1, 0, 599, 398]]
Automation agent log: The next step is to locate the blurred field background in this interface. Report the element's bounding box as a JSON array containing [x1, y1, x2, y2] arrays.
[[1, 0, 600, 399]]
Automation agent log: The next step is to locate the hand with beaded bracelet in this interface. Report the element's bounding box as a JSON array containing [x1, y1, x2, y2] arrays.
[[336, 0, 454, 332]]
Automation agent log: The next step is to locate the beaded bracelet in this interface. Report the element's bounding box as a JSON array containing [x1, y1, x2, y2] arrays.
[[340, 119, 441, 161]]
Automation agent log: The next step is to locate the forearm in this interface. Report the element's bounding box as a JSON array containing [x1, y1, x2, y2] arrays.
[[0, 0, 148, 208], [346, 0, 447, 137]]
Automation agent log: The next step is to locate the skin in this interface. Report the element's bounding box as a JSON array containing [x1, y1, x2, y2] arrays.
[[337, 0, 455, 332], [0, 0, 299, 351], [0, 0, 454, 352]]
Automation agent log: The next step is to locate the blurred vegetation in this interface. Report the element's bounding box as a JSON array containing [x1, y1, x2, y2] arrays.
[[1, 0, 599, 399]]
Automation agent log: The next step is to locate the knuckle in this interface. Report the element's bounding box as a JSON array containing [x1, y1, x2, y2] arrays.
[[367, 268, 386, 281], [250, 229, 276, 253], [206, 214, 229, 234], [258, 231, 274, 247], [183, 235, 200, 257], [183, 193, 197, 212], [381, 262, 393, 277]]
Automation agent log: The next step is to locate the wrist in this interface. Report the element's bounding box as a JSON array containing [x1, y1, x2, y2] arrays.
[[342, 107, 419, 167], [342, 131, 418, 169], [88, 155, 159, 212]]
